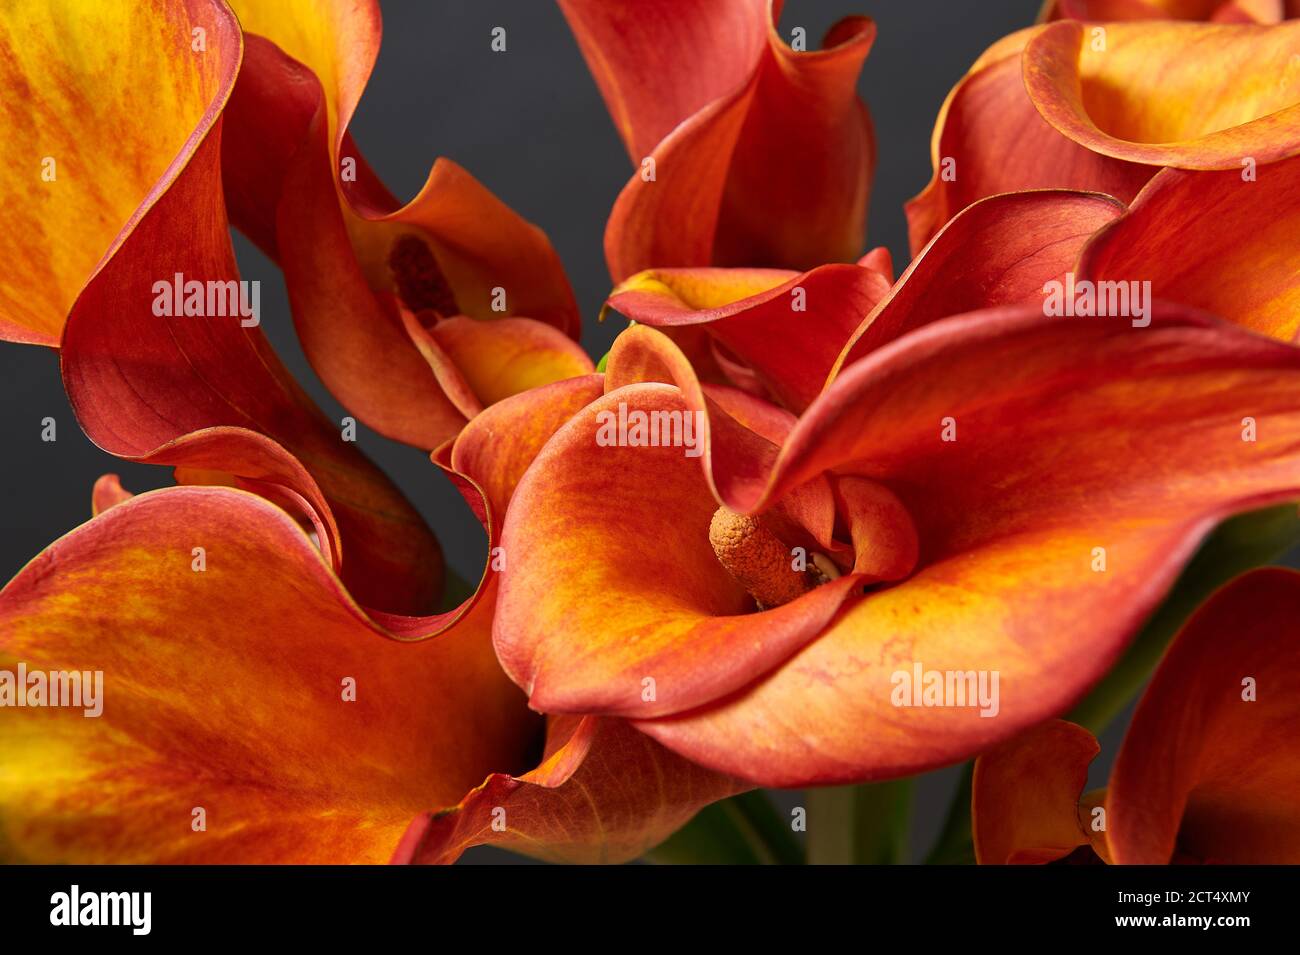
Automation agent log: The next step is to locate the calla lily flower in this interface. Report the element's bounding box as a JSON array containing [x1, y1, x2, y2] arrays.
[[0, 379, 742, 864], [1, 0, 593, 614], [908, 19, 1300, 252], [493, 305, 1300, 787], [972, 568, 1300, 864], [560, 0, 877, 282], [0, 0, 588, 452], [537, 180, 1300, 788], [220, 0, 590, 449], [33, 0, 442, 615], [6, 0, 1300, 869]]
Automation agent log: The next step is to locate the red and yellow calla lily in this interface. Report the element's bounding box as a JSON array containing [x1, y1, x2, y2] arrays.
[[0, 379, 742, 863], [0, 0, 593, 618], [221, 0, 590, 449], [1, 0, 442, 615], [604, 256, 894, 411], [0, 0, 588, 449], [908, 18, 1300, 252], [493, 303, 1300, 786], [0, 0, 730, 864], [973, 568, 1300, 864], [561, 0, 877, 281]]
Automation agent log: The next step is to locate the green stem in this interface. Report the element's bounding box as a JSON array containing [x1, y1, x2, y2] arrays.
[[806, 780, 913, 864], [723, 792, 805, 865], [924, 766, 975, 865], [645, 792, 803, 865]]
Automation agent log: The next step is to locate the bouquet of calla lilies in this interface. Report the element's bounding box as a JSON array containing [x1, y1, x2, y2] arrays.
[[2, 0, 1299, 867]]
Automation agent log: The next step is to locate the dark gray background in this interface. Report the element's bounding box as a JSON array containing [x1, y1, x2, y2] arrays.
[[3, 0, 1152, 863]]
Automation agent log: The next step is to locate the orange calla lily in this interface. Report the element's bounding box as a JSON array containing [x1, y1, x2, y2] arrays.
[[494, 308, 1300, 787], [908, 19, 1300, 252], [0, 0, 594, 615], [0, 0, 440, 615], [973, 568, 1300, 864], [59, 76, 443, 614], [218, 0, 588, 450], [560, 0, 876, 282], [0, 0, 586, 452], [6, 0, 1300, 872], [0, 377, 741, 864], [0, 485, 532, 864]]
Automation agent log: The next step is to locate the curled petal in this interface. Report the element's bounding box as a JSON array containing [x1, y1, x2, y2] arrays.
[[972, 720, 1098, 865], [907, 20, 1300, 252], [90, 475, 134, 517], [837, 190, 1124, 374], [562, 0, 876, 280], [1024, 21, 1300, 169], [223, 11, 580, 449], [1108, 568, 1300, 863], [0, 487, 536, 863], [608, 265, 889, 411], [60, 116, 441, 615], [604, 327, 844, 555], [394, 716, 745, 864], [426, 317, 594, 414], [1078, 157, 1300, 341], [835, 477, 918, 581], [906, 27, 1149, 254], [0, 0, 240, 345], [601, 324, 796, 512]]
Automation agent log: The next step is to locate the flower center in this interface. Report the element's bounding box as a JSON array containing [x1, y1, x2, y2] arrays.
[[708, 478, 920, 609], [708, 507, 825, 609], [387, 234, 460, 318]]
